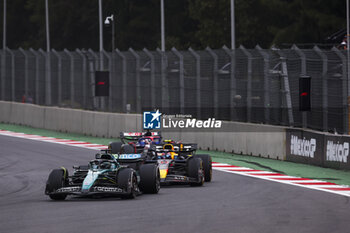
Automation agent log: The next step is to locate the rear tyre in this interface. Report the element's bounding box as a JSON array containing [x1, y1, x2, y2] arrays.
[[109, 142, 123, 154], [121, 144, 135, 154], [188, 158, 204, 187], [46, 168, 68, 200], [194, 154, 212, 182], [139, 164, 160, 194], [117, 168, 137, 199]]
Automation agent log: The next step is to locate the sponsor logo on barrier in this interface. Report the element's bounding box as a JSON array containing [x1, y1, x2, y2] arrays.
[[326, 141, 349, 163], [290, 135, 316, 158]]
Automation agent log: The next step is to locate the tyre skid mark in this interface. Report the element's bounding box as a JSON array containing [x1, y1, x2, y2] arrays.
[[0, 175, 30, 197], [0, 130, 349, 197]]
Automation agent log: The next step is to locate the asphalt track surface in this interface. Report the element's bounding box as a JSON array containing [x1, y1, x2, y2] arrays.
[[1, 135, 350, 233]]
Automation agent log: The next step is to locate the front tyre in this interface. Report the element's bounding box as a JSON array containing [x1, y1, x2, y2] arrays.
[[139, 164, 160, 194], [117, 168, 138, 199], [188, 158, 204, 187], [121, 144, 135, 154], [109, 142, 123, 154], [45, 168, 68, 200], [194, 154, 212, 182]]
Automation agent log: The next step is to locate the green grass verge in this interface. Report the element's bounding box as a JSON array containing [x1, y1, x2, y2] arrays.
[[1, 123, 349, 186]]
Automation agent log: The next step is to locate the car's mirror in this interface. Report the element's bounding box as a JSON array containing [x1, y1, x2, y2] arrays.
[[73, 165, 89, 170], [95, 153, 101, 159]]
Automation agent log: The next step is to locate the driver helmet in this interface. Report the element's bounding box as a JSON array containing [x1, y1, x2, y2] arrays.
[[144, 130, 152, 136], [100, 161, 111, 169], [139, 138, 152, 146], [152, 137, 161, 145], [139, 139, 146, 146], [90, 161, 99, 170], [165, 152, 178, 159]]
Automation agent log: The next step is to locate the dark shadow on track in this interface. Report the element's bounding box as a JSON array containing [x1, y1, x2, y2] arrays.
[[236, 159, 285, 174]]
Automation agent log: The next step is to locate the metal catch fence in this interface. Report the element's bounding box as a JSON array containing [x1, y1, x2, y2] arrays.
[[0, 46, 348, 133]]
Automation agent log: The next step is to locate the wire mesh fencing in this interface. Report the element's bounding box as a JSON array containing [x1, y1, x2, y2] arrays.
[[0, 46, 348, 133]]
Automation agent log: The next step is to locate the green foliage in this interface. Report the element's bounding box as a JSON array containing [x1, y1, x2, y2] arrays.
[[188, 0, 231, 48], [0, 0, 346, 50], [269, 0, 346, 46]]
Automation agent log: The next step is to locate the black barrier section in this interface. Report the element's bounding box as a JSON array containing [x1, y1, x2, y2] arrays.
[[286, 128, 350, 170], [95, 71, 109, 97], [286, 129, 324, 167], [299, 76, 311, 111]]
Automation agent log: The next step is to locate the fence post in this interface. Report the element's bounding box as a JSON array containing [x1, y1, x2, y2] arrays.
[[281, 57, 294, 126], [189, 47, 201, 119], [156, 48, 169, 110], [38, 48, 52, 105], [223, 45, 236, 121], [64, 49, 75, 106], [29, 48, 41, 104], [274, 49, 294, 126], [115, 49, 127, 112], [292, 45, 306, 74], [314, 46, 328, 132], [239, 45, 252, 122], [6, 48, 15, 101], [38, 49, 48, 104], [87, 49, 99, 109], [76, 49, 87, 108], [332, 47, 348, 134], [52, 49, 62, 106], [1, 49, 5, 100], [292, 45, 307, 128], [87, 49, 99, 110], [143, 48, 156, 109], [171, 47, 185, 114], [102, 50, 112, 111], [47, 50, 52, 105], [206, 47, 219, 118], [19, 48, 29, 97], [88, 49, 99, 71], [256, 45, 270, 123], [129, 48, 141, 113]]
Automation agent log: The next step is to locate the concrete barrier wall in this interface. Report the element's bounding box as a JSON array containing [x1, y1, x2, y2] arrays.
[[3, 101, 348, 169], [0, 101, 12, 123], [0, 101, 286, 160], [162, 121, 286, 160]]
